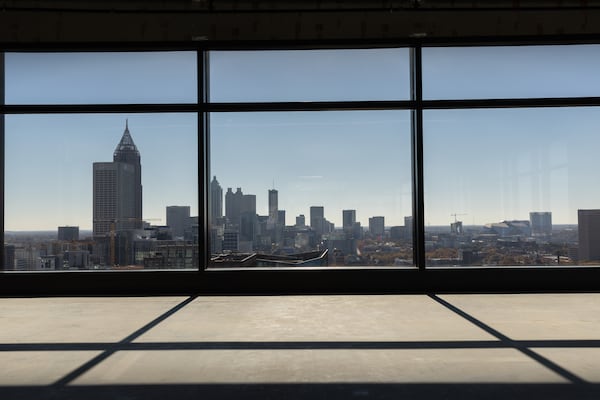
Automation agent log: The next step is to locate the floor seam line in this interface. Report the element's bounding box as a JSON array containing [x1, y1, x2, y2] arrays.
[[428, 293, 588, 385], [50, 295, 197, 387]]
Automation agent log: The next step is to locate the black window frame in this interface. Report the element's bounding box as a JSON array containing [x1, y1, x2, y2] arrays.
[[2, 39, 600, 295]]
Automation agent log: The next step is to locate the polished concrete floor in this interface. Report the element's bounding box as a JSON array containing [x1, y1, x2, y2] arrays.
[[1, 294, 600, 399]]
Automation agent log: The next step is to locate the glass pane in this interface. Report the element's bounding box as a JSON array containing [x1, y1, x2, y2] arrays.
[[209, 48, 410, 102], [424, 108, 599, 267], [4, 113, 198, 270], [5, 52, 197, 104], [208, 111, 413, 268], [423, 45, 600, 99]]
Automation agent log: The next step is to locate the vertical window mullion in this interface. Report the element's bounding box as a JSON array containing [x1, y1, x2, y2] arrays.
[[410, 46, 425, 271], [0, 52, 4, 270], [199, 49, 209, 271]]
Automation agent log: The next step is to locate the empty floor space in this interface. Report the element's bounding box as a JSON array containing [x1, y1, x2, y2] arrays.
[[1, 294, 600, 399]]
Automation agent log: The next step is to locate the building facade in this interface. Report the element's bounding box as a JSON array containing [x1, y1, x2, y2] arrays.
[[58, 226, 79, 241], [578, 209, 600, 262], [343, 210, 356, 231], [166, 206, 191, 239], [530, 212, 552, 237], [310, 206, 325, 236], [369, 216, 385, 238], [210, 176, 223, 223], [268, 189, 278, 228], [93, 120, 143, 236]]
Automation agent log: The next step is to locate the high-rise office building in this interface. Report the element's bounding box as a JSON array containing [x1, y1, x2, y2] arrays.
[[268, 189, 278, 225], [224, 187, 256, 243], [210, 176, 223, 222], [93, 120, 142, 236], [404, 216, 414, 241], [296, 214, 306, 227], [530, 211, 552, 237], [578, 209, 600, 262], [166, 206, 191, 239], [241, 194, 256, 215], [278, 210, 286, 227], [310, 206, 325, 235], [58, 226, 79, 241], [369, 216, 385, 237], [225, 187, 244, 226], [343, 210, 356, 231]]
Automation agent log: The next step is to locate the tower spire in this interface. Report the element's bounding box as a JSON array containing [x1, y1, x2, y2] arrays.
[[114, 120, 140, 161]]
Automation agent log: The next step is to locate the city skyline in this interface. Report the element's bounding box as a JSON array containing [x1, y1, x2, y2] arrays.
[[5, 114, 198, 231], [5, 46, 600, 230], [212, 175, 566, 232]]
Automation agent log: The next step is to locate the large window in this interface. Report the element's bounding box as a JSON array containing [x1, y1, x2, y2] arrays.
[[3, 44, 600, 277], [2, 52, 199, 271], [207, 49, 413, 268], [423, 108, 593, 267], [422, 44, 600, 268], [209, 110, 413, 267]]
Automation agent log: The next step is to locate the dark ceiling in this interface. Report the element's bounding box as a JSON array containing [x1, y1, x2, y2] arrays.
[[1, 1, 600, 46]]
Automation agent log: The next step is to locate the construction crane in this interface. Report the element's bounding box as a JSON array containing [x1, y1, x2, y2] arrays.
[[95, 217, 162, 267], [451, 213, 467, 223]]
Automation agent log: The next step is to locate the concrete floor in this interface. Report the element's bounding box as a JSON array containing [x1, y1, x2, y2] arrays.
[[1, 294, 599, 399]]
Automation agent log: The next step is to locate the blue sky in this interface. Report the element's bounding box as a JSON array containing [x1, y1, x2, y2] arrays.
[[4, 46, 600, 230], [5, 113, 198, 230], [210, 110, 412, 227]]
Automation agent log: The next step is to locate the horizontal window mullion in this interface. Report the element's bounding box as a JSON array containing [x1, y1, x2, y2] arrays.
[[205, 100, 415, 112], [8, 97, 600, 114], [1, 104, 200, 114], [423, 96, 600, 109]]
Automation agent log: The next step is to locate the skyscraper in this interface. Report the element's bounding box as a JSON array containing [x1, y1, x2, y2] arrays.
[[369, 216, 385, 237], [578, 209, 600, 262], [167, 206, 191, 239], [93, 120, 143, 236], [343, 210, 356, 231], [530, 211, 552, 237], [277, 210, 286, 227], [224, 186, 257, 247], [58, 226, 79, 241], [310, 206, 325, 235], [268, 189, 278, 229], [210, 176, 223, 223], [225, 187, 244, 227]]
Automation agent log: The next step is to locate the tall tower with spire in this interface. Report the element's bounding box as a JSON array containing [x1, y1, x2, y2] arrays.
[[210, 176, 223, 223], [93, 120, 143, 236]]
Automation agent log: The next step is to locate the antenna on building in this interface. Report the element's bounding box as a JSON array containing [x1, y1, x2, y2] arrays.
[[451, 213, 467, 223]]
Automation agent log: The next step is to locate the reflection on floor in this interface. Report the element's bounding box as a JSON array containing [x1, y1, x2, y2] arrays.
[[1, 294, 600, 399]]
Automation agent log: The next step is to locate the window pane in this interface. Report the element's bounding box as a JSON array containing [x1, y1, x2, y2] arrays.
[[208, 111, 413, 268], [5, 52, 197, 104], [424, 108, 599, 267], [423, 45, 600, 99], [209, 49, 410, 102], [4, 113, 198, 270]]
